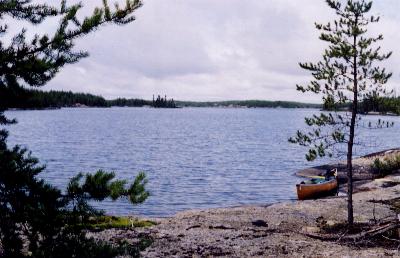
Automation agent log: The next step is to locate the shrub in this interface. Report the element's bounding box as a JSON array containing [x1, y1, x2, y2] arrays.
[[372, 154, 400, 177]]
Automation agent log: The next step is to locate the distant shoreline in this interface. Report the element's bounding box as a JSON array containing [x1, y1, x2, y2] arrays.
[[6, 106, 400, 117], [4, 89, 400, 115], [6, 105, 322, 111]]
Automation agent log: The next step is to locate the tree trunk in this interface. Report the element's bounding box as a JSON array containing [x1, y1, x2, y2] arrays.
[[347, 17, 358, 226], [347, 115, 355, 226]]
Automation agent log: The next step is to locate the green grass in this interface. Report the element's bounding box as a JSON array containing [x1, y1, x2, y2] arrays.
[[83, 216, 156, 230]]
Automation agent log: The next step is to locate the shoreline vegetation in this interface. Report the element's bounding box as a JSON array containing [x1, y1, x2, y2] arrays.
[[90, 148, 400, 257], [3, 89, 400, 115]]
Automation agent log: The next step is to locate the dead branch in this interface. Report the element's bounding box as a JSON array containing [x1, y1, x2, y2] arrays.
[[343, 223, 399, 241], [302, 221, 400, 242]]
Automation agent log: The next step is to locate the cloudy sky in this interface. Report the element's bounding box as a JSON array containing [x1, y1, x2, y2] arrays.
[[15, 0, 400, 102]]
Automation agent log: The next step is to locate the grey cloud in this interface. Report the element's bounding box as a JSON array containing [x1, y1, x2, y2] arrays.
[[24, 0, 398, 101]]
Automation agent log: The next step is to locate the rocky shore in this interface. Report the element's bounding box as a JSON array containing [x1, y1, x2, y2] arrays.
[[91, 150, 400, 257], [296, 148, 400, 182]]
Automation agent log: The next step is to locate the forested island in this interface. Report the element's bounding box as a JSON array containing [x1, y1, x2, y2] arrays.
[[152, 95, 177, 108]]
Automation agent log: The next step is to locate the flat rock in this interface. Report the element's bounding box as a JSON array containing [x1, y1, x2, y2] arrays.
[[91, 176, 400, 257]]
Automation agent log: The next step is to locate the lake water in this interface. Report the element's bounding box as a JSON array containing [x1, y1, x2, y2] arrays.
[[5, 107, 400, 217]]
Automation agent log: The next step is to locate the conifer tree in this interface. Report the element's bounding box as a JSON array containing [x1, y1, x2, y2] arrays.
[[290, 0, 392, 226], [0, 1, 148, 257], [0, 0, 142, 131]]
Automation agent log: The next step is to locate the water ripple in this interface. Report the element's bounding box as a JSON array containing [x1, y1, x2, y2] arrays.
[[6, 107, 400, 217]]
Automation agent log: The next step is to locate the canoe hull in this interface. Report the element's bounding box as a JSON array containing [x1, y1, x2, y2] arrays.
[[296, 179, 338, 200]]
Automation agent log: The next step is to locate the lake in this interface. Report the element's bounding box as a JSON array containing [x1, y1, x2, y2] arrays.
[[5, 107, 400, 217]]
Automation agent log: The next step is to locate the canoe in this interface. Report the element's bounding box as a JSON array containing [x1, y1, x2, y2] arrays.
[[296, 177, 338, 200]]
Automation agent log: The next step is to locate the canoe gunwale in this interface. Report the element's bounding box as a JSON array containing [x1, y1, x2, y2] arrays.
[[295, 178, 337, 187], [296, 178, 338, 200]]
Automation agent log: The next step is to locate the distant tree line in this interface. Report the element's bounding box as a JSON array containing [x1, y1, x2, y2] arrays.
[[1, 87, 109, 109], [1, 88, 153, 109], [176, 100, 322, 108], [323, 94, 400, 115], [108, 98, 150, 107], [360, 95, 400, 115], [5, 88, 400, 113], [2, 88, 328, 110]]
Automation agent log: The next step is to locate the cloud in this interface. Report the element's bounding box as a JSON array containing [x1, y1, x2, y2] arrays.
[[15, 0, 400, 101]]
